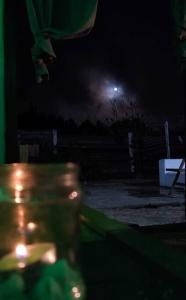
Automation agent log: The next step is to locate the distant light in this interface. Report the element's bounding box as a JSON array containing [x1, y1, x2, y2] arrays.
[[102, 83, 123, 100]]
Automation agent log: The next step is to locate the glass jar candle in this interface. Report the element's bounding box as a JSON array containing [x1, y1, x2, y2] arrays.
[[0, 163, 85, 300]]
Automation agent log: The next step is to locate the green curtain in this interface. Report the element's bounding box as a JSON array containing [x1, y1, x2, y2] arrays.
[[172, 0, 186, 69], [25, 0, 98, 82]]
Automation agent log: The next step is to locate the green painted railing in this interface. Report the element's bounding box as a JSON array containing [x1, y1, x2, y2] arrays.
[[81, 206, 186, 299], [0, 0, 5, 163]]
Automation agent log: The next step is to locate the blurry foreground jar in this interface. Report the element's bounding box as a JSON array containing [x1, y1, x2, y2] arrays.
[[0, 163, 85, 300]]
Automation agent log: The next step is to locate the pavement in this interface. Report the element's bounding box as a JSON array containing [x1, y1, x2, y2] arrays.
[[83, 179, 185, 226]]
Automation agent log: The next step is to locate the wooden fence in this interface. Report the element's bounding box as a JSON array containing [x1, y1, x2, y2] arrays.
[[18, 132, 184, 179]]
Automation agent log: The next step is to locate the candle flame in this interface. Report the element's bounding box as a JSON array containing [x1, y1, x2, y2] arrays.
[[15, 244, 28, 258], [15, 244, 28, 268]]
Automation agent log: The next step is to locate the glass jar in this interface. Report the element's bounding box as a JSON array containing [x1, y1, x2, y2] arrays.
[[0, 163, 85, 300]]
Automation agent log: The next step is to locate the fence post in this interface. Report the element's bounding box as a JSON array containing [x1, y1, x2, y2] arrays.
[[164, 121, 171, 158], [52, 129, 58, 154], [128, 132, 135, 174], [19, 144, 29, 162]]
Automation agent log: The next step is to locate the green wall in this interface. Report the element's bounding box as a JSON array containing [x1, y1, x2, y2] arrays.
[[0, 0, 5, 163]]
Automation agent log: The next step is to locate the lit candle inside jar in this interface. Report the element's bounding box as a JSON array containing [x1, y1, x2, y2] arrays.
[[15, 244, 28, 268], [0, 243, 57, 271]]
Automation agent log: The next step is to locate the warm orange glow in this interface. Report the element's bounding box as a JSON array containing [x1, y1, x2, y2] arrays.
[[15, 170, 23, 178], [63, 174, 73, 187], [15, 184, 24, 192], [66, 163, 75, 168], [17, 261, 26, 269], [15, 190, 21, 198], [18, 206, 24, 218], [17, 206, 25, 228], [27, 222, 37, 231], [14, 189, 23, 203]]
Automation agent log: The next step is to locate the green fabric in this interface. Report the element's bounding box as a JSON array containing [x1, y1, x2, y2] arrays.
[[0, 260, 85, 300], [0, 274, 26, 300], [25, 0, 98, 82], [172, 0, 186, 33], [172, 0, 186, 69], [0, 0, 5, 162]]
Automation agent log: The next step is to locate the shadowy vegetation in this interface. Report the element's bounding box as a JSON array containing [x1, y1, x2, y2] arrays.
[[17, 105, 184, 180], [18, 104, 175, 137]]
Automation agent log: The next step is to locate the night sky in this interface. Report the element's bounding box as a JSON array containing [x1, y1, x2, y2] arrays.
[[17, 0, 184, 125]]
